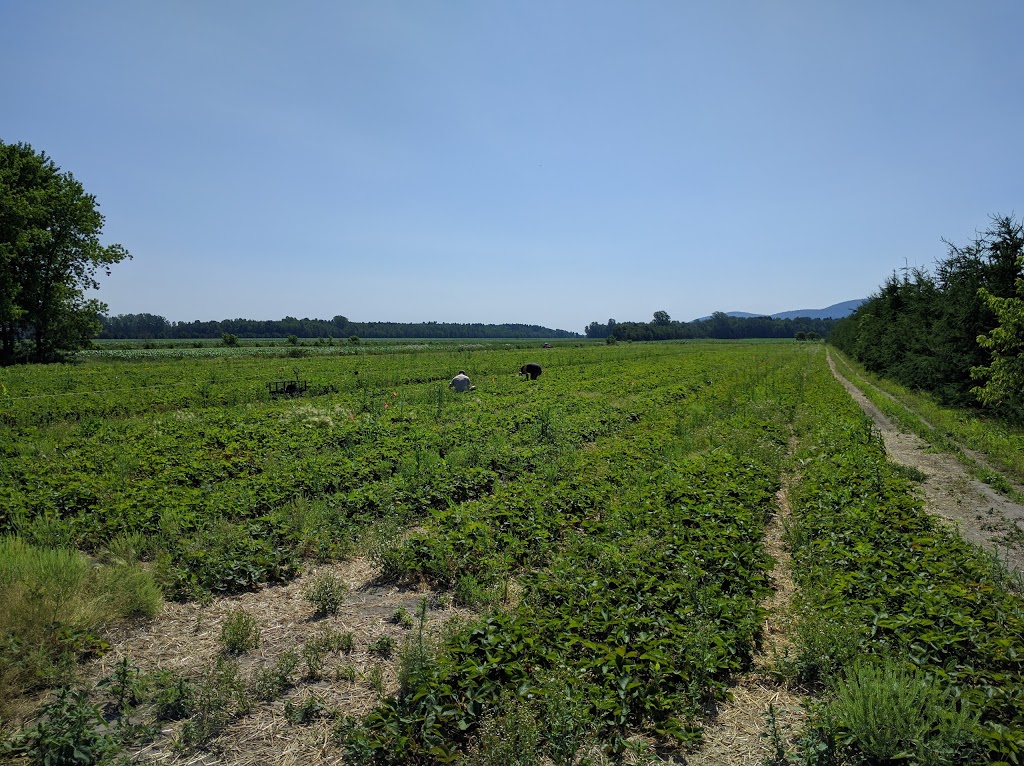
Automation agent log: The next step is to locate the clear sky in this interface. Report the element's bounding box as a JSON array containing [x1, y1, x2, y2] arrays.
[[3, 2, 1021, 333]]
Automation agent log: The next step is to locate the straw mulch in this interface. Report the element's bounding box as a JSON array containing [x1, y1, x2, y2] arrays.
[[91, 557, 471, 765]]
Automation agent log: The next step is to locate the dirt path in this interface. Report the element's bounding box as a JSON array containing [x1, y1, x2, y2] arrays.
[[685, 469, 807, 765], [827, 352, 1024, 575]]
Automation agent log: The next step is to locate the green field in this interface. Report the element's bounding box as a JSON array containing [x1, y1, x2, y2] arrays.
[[2, 341, 1023, 764]]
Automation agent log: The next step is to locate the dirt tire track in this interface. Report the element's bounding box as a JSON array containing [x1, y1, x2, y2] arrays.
[[827, 351, 1024, 574]]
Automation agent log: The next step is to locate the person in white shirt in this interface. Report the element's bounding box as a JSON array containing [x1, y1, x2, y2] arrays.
[[448, 370, 475, 392]]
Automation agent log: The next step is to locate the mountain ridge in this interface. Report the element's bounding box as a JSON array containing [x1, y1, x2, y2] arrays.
[[692, 299, 864, 322]]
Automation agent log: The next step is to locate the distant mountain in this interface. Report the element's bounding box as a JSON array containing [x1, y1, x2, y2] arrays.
[[771, 299, 865, 320], [694, 299, 865, 322]]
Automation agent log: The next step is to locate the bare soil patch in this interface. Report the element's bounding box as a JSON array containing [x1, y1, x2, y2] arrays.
[[91, 558, 471, 765], [827, 353, 1024, 574]]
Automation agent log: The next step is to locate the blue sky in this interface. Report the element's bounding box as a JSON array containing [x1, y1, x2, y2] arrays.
[[3, 2, 1021, 333]]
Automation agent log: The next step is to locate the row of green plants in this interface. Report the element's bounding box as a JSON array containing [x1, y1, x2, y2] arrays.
[[338, 348, 814, 762], [1, 341, 812, 762], [778, 357, 1024, 764], [0, 342, 683, 428]]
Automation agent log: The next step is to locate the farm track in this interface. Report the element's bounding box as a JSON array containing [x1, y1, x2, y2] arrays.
[[827, 351, 1024, 574]]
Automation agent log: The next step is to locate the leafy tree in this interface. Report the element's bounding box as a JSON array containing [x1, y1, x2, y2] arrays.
[[1, 141, 130, 364], [972, 254, 1024, 419], [833, 215, 1023, 408], [652, 310, 671, 326]]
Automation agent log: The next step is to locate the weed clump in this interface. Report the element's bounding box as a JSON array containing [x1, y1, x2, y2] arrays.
[[792, 659, 985, 765], [219, 608, 261, 654], [303, 572, 347, 617], [0, 536, 161, 716]]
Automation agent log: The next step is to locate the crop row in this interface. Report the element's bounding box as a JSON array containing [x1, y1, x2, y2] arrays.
[[340, 347, 814, 761], [786, 358, 1024, 762], [0, 342, 702, 428], [1, 344, 780, 597], [3, 341, 814, 762]]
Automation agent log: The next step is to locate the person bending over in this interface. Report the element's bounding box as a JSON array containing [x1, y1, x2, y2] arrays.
[[449, 370, 476, 392], [519, 363, 542, 380]]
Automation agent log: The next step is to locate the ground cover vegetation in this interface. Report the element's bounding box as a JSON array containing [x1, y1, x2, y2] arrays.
[[830, 214, 1024, 421], [2, 342, 1023, 764]]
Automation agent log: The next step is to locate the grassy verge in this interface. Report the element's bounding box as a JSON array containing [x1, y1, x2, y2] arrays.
[[0, 537, 162, 721]]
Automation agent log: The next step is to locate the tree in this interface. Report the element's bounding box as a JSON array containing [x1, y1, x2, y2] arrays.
[[1, 141, 130, 364], [652, 310, 671, 326], [972, 254, 1024, 419]]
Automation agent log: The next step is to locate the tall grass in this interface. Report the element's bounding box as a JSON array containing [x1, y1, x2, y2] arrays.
[[0, 535, 161, 718]]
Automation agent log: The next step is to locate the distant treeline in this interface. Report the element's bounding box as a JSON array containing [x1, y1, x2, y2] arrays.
[[830, 214, 1023, 419], [584, 312, 838, 341], [98, 314, 580, 340]]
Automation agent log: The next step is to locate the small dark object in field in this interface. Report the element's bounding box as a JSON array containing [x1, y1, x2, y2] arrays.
[[519, 363, 542, 380], [543, 342, 552, 348], [268, 379, 308, 396]]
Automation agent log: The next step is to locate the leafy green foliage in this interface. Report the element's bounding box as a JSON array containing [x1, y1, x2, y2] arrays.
[[151, 670, 195, 721], [3, 688, 116, 765], [833, 214, 1024, 413], [787, 360, 1024, 761], [0, 140, 131, 365], [973, 253, 1024, 419], [367, 635, 396, 659]]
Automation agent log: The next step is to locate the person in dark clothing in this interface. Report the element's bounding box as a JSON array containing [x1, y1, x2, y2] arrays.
[[519, 363, 542, 380]]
